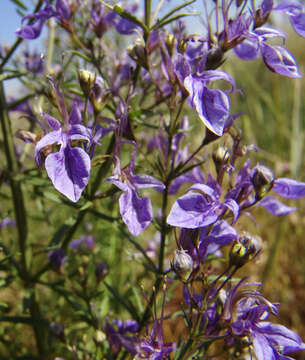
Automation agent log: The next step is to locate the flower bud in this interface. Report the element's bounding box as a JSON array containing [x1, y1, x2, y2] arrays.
[[251, 164, 274, 200], [212, 146, 230, 173], [165, 34, 176, 56], [95, 261, 108, 282], [172, 250, 193, 282], [229, 232, 261, 268], [50, 322, 65, 342], [205, 47, 224, 69], [48, 249, 66, 273], [127, 40, 147, 68], [177, 40, 187, 54], [78, 69, 96, 97]]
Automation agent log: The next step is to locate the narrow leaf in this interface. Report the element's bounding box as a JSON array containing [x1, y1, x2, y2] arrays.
[[10, 0, 28, 10]]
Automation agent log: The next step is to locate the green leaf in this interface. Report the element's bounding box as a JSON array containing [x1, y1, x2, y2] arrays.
[[100, 1, 148, 32], [43, 191, 62, 203], [70, 50, 91, 62], [0, 72, 26, 82], [80, 201, 93, 211], [153, 13, 198, 30], [10, 0, 28, 10], [155, 0, 196, 24], [104, 281, 140, 321]]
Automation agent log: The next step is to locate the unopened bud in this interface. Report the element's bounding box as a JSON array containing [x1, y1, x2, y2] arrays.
[[177, 40, 187, 54], [206, 47, 224, 69], [50, 322, 65, 342], [251, 164, 274, 200], [172, 250, 193, 281], [78, 69, 96, 97], [95, 330, 106, 343], [95, 261, 108, 282], [165, 34, 176, 56], [229, 233, 261, 268], [127, 40, 147, 68], [213, 146, 230, 172]]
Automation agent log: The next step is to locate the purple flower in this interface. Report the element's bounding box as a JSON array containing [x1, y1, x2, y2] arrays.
[[106, 142, 165, 236], [167, 175, 239, 229], [16, 2, 58, 40], [16, 0, 71, 40], [140, 320, 176, 359], [35, 90, 91, 202], [24, 50, 44, 74], [274, 0, 305, 37], [179, 220, 237, 264], [183, 68, 235, 136], [70, 235, 95, 251], [0, 217, 16, 228], [234, 22, 302, 77], [105, 319, 139, 355], [89, 1, 116, 37], [48, 249, 66, 273], [223, 281, 305, 360]]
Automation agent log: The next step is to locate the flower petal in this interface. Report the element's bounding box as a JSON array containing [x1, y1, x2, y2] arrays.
[[34, 130, 62, 165], [262, 44, 302, 78], [45, 146, 90, 202], [167, 192, 219, 229], [273, 178, 305, 198], [119, 188, 153, 236], [131, 174, 165, 191], [258, 196, 296, 216]]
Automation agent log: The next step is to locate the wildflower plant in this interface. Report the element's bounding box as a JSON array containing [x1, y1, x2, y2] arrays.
[[1, 0, 305, 359]]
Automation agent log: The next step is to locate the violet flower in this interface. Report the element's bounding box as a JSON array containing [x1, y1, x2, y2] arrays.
[[223, 280, 305, 360], [174, 54, 236, 136], [105, 319, 139, 355], [167, 174, 239, 229], [0, 217, 16, 229], [179, 220, 237, 264], [232, 8, 302, 78], [16, 0, 71, 40], [140, 320, 176, 360], [106, 142, 165, 236], [35, 83, 91, 203]]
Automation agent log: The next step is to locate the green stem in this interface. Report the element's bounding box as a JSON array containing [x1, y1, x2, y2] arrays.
[[145, 0, 152, 29], [0, 81, 28, 279], [45, 17, 56, 75], [28, 287, 49, 358], [90, 134, 115, 199]]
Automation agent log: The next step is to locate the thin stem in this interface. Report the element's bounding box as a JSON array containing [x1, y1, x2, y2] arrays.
[[0, 81, 28, 279], [45, 17, 56, 75], [145, 0, 152, 29]]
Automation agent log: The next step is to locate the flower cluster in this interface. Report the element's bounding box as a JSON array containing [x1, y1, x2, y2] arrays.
[[3, 0, 305, 358]]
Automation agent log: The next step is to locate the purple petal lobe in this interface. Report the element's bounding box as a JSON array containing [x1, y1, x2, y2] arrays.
[[262, 44, 302, 78], [251, 332, 275, 360], [258, 196, 296, 216], [290, 13, 305, 37], [69, 102, 83, 124], [185, 76, 230, 136], [35, 130, 62, 165], [44, 113, 61, 130], [119, 189, 153, 236], [130, 174, 165, 191], [273, 178, 305, 198], [45, 147, 91, 202], [167, 192, 219, 229], [234, 36, 260, 60]]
